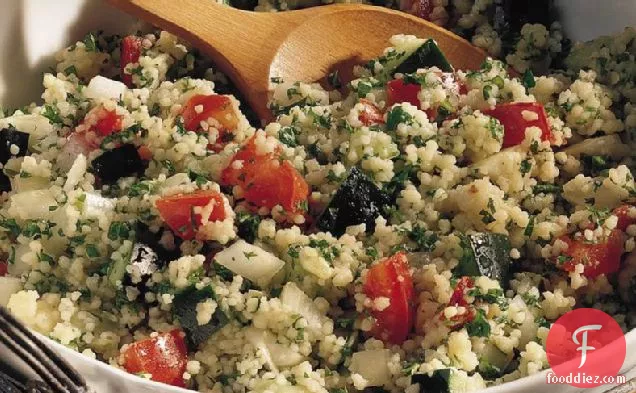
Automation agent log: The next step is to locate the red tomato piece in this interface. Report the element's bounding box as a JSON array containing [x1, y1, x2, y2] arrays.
[[220, 135, 277, 187], [156, 190, 227, 240], [387, 79, 420, 108], [0, 262, 7, 276], [93, 107, 123, 137], [449, 276, 474, 307], [440, 307, 476, 330], [362, 252, 415, 345], [137, 145, 153, 161], [358, 99, 385, 126], [78, 105, 123, 137], [182, 94, 238, 132], [221, 133, 308, 215], [483, 102, 551, 148], [123, 330, 188, 387], [556, 229, 624, 278], [120, 35, 142, 88], [243, 159, 309, 213], [613, 204, 636, 232]]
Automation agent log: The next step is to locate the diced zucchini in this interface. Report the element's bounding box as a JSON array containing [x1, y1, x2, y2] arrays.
[[0, 277, 22, 307], [126, 243, 162, 285], [91, 144, 146, 183], [214, 240, 284, 287], [172, 285, 229, 348], [316, 167, 391, 237], [12, 176, 50, 192], [349, 349, 391, 387], [0, 172, 10, 193], [244, 327, 305, 369], [0, 114, 54, 145], [366, 36, 425, 80], [562, 134, 629, 159], [1, 127, 29, 164], [9, 189, 57, 220], [84, 192, 116, 218], [454, 233, 511, 286], [107, 245, 132, 287], [478, 343, 512, 379], [279, 282, 324, 335], [394, 39, 454, 75], [412, 369, 471, 393]]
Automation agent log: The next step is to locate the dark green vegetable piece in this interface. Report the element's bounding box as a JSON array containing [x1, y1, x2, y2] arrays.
[[91, 144, 146, 183], [236, 212, 261, 243], [581, 154, 611, 177], [173, 285, 229, 348], [412, 369, 457, 393], [454, 233, 511, 286], [394, 39, 453, 75], [0, 172, 10, 193], [0, 127, 29, 164], [126, 243, 162, 284], [316, 167, 391, 237], [135, 222, 181, 262]]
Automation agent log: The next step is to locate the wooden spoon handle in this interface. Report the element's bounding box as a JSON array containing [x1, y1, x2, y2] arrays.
[[106, 0, 291, 116]]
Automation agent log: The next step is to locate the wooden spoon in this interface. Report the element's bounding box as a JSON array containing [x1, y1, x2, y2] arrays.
[[107, 0, 488, 121]]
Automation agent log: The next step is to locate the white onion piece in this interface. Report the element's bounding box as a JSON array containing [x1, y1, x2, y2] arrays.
[[84, 76, 127, 101]]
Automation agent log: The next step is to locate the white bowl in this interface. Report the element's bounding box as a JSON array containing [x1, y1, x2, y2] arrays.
[[2, 1, 635, 392]]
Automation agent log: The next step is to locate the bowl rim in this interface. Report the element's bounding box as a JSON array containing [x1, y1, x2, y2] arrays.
[[37, 327, 636, 392]]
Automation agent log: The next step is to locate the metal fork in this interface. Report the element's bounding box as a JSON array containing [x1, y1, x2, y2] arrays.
[[0, 306, 88, 393]]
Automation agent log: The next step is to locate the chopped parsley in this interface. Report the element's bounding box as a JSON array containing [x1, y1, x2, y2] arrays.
[[487, 117, 503, 141], [236, 212, 261, 243], [533, 183, 561, 194], [466, 308, 491, 337], [278, 126, 299, 147], [519, 158, 532, 176], [42, 105, 64, 126], [522, 69, 536, 91], [107, 221, 131, 241], [63, 65, 78, 76], [524, 215, 535, 237], [386, 106, 413, 131], [408, 225, 438, 252], [82, 32, 98, 52], [482, 84, 493, 100]]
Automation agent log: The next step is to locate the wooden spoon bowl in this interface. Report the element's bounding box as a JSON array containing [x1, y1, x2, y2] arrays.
[[107, 0, 488, 121]]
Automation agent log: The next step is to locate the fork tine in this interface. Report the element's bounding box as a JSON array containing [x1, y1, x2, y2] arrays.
[[0, 307, 87, 393], [0, 364, 27, 393], [0, 327, 66, 392], [0, 308, 86, 388]]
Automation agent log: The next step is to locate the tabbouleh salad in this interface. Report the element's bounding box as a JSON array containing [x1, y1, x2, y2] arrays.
[[0, 2, 635, 393]]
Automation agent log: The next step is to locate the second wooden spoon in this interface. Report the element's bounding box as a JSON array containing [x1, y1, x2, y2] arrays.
[[107, 0, 488, 121]]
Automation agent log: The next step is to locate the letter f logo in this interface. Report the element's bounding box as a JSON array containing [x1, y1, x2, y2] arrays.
[[572, 324, 602, 368]]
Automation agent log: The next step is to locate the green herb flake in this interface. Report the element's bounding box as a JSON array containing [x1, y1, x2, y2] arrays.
[[63, 65, 78, 76], [278, 126, 299, 147], [107, 221, 131, 241], [522, 69, 536, 91], [519, 158, 532, 176], [82, 32, 98, 52], [85, 244, 100, 258], [466, 308, 491, 337], [524, 215, 535, 237], [42, 105, 64, 126], [386, 106, 413, 131]]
